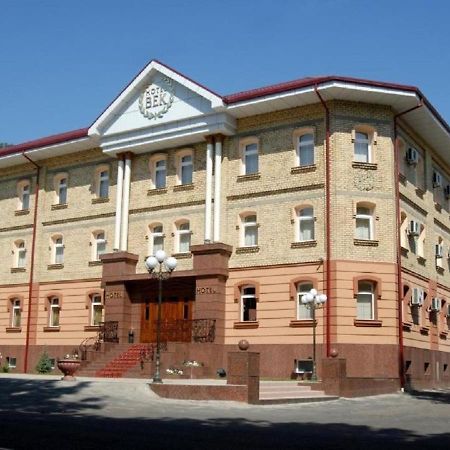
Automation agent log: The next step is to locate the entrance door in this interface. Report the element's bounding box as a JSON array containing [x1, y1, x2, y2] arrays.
[[140, 297, 192, 343]]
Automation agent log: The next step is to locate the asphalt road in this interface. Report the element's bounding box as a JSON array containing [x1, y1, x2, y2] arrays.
[[0, 374, 449, 449]]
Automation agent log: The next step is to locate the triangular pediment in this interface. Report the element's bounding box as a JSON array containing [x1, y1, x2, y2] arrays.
[[89, 60, 225, 138]]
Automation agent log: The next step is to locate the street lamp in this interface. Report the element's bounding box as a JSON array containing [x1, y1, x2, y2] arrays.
[[301, 288, 327, 382], [145, 250, 177, 384]]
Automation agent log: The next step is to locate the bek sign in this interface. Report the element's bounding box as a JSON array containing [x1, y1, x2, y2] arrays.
[[139, 77, 174, 120]]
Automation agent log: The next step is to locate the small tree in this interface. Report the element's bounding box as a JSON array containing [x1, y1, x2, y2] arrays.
[[36, 350, 53, 374]]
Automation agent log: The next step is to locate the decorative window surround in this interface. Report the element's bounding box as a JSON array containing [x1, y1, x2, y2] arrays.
[[51, 203, 68, 210], [354, 239, 379, 247], [352, 162, 378, 170], [173, 183, 194, 192], [291, 165, 316, 175], [236, 246, 260, 254], [233, 321, 259, 329], [10, 267, 26, 273], [417, 256, 426, 266], [6, 327, 22, 333], [14, 209, 30, 216], [237, 173, 261, 182], [354, 319, 383, 327], [147, 188, 168, 196], [47, 264, 64, 270]]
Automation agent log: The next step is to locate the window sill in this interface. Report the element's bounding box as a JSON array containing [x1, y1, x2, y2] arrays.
[[415, 188, 425, 199], [436, 266, 445, 275], [417, 256, 426, 266], [354, 239, 379, 247], [400, 246, 409, 257], [6, 327, 22, 333], [354, 319, 383, 327], [43, 326, 60, 332], [291, 240, 317, 249], [172, 252, 192, 259], [84, 325, 101, 332], [173, 183, 194, 192], [420, 326, 430, 335], [15, 209, 30, 216], [233, 321, 259, 329], [291, 164, 316, 174], [91, 197, 110, 204], [236, 246, 260, 254], [399, 173, 406, 185], [439, 330, 448, 339], [10, 267, 26, 273], [88, 260, 103, 267], [435, 202, 442, 213], [403, 322, 413, 331], [237, 173, 261, 182], [352, 162, 377, 170], [289, 319, 317, 328], [47, 264, 64, 270], [147, 188, 167, 196], [51, 203, 68, 210]]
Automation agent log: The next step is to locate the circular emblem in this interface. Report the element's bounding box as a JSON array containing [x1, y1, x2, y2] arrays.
[[139, 77, 174, 120]]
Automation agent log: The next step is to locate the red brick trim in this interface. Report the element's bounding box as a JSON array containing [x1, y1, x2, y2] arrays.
[[234, 280, 261, 303], [289, 276, 318, 301]]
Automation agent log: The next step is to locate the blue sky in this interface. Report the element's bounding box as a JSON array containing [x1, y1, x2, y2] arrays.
[[1, 0, 450, 145]]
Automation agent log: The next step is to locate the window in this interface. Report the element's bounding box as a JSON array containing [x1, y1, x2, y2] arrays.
[[176, 150, 194, 185], [14, 240, 26, 268], [356, 281, 375, 320], [6, 357, 16, 369], [297, 207, 315, 241], [151, 156, 167, 189], [354, 132, 370, 163], [11, 299, 21, 328], [242, 214, 258, 247], [176, 221, 191, 253], [297, 283, 314, 320], [297, 133, 314, 166], [93, 231, 106, 261], [98, 170, 109, 198], [355, 204, 373, 240], [241, 285, 257, 321], [55, 175, 68, 205], [49, 297, 60, 327], [17, 181, 30, 210], [243, 143, 258, 175], [90, 294, 103, 326], [149, 224, 164, 254], [52, 236, 64, 264]]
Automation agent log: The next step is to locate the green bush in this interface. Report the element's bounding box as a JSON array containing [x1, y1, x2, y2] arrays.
[[1, 365, 9, 373], [35, 351, 53, 374]]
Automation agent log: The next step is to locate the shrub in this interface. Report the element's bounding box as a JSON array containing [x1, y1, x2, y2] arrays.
[[35, 351, 53, 374]]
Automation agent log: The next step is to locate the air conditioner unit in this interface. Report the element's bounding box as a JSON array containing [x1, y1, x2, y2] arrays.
[[433, 171, 442, 188], [411, 288, 424, 306], [406, 147, 419, 165], [445, 185, 450, 199], [435, 244, 443, 258], [408, 220, 420, 236], [431, 297, 441, 312]]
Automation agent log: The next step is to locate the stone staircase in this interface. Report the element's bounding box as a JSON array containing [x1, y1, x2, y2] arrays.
[[259, 381, 338, 404]]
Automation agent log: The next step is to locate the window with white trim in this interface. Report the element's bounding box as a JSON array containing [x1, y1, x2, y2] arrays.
[[355, 204, 373, 240], [241, 285, 257, 321], [14, 240, 27, 268], [155, 159, 167, 189], [17, 180, 30, 210], [297, 282, 314, 320], [90, 294, 103, 326], [356, 281, 375, 320], [54, 175, 68, 205], [93, 231, 106, 261], [149, 224, 164, 254], [176, 150, 193, 185], [176, 221, 191, 253], [243, 143, 258, 175], [98, 169, 109, 198], [6, 357, 16, 369], [52, 236, 64, 264], [11, 299, 21, 328], [297, 133, 314, 166], [297, 207, 315, 241], [242, 214, 258, 247], [49, 297, 60, 327], [354, 131, 371, 163]]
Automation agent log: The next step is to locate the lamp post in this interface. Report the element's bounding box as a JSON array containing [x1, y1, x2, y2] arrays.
[[145, 250, 177, 384], [301, 288, 327, 382]]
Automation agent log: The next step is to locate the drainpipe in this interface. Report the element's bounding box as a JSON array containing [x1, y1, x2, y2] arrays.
[[114, 155, 125, 251], [120, 153, 132, 251], [204, 136, 214, 243], [21, 152, 40, 373], [315, 86, 332, 357], [393, 99, 423, 389], [213, 135, 223, 242]]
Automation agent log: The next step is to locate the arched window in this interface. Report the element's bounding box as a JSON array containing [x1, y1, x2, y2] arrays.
[[177, 149, 194, 185], [11, 298, 21, 328], [92, 231, 106, 261], [51, 235, 64, 264], [149, 223, 164, 254], [296, 206, 315, 241], [90, 293, 103, 326], [297, 282, 314, 320], [356, 281, 375, 320], [240, 138, 259, 175], [355, 203, 374, 240], [49, 297, 61, 327], [14, 240, 27, 269], [150, 154, 167, 189], [354, 131, 370, 163], [97, 167, 109, 198], [240, 213, 258, 247], [292, 128, 315, 167], [176, 220, 191, 253], [241, 285, 257, 322], [17, 180, 30, 211], [54, 173, 68, 205]]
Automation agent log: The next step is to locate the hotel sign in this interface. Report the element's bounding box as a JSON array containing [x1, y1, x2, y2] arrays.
[[139, 77, 174, 120]]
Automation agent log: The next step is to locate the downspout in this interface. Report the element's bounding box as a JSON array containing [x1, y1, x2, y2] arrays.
[[315, 86, 332, 357], [22, 152, 40, 373], [393, 99, 423, 389]]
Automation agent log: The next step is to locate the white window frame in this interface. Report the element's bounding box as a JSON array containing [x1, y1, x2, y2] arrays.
[[49, 297, 60, 327], [14, 240, 27, 268], [176, 221, 191, 253], [356, 281, 375, 320], [149, 224, 164, 254], [90, 294, 103, 326], [176, 149, 194, 185], [241, 213, 258, 247], [11, 299, 21, 328], [296, 206, 315, 242], [52, 236, 64, 264], [93, 231, 106, 261], [154, 159, 167, 189], [240, 137, 259, 175], [241, 285, 257, 322], [54, 174, 68, 205], [296, 132, 315, 167], [7, 357, 17, 369], [297, 282, 314, 320], [355, 205, 373, 240], [98, 169, 109, 198], [354, 131, 371, 163], [17, 180, 31, 211]]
